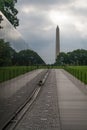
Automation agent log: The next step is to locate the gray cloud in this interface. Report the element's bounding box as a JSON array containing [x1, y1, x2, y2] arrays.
[[17, 0, 72, 7], [16, 0, 87, 63]]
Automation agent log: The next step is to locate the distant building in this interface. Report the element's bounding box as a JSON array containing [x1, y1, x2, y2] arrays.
[[56, 25, 60, 60]]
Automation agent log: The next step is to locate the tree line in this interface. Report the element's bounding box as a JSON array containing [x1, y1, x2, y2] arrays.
[[0, 39, 45, 66], [55, 49, 87, 66]]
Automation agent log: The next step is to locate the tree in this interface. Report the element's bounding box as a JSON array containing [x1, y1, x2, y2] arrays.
[[0, 39, 45, 66], [16, 50, 45, 66], [0, 0, 19, 27], [55, 52, 69, 65], [0, 39, 11, 66], [55, 49, 87, 66], [0, 39, 17, 66]]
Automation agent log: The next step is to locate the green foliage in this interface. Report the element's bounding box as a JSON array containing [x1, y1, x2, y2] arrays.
[[55, 49, 87, 66], [16, 50, 45, 66], [55, 52, 69, 65], [0, 0, 19, 27], [0, 39, 15, 66], [0, 66, 37, 82], [64, 66, 87, 84], [0, 39, 45, 66]]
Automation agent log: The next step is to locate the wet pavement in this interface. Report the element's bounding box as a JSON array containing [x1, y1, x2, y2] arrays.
[[15, 69, 87, 130], [0, 69, 87, 130], [15, 69, 61, 130], [0, 69, 43, 98], [56, 69, 87, 130], [0, 69, 47, 129]]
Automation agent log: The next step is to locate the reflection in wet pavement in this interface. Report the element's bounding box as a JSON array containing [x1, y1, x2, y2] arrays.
[[0, 69, 43, 99]]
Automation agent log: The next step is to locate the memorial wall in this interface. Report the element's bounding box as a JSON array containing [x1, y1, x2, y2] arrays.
[[0, 11, 28, 51]]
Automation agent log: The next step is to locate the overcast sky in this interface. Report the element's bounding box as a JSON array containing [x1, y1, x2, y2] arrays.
[[16, 0, 87, 64]]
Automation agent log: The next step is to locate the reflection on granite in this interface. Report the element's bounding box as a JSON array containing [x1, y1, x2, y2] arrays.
[[0, 11, 28, 51]]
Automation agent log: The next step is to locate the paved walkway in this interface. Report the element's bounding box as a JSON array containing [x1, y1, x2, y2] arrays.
[[15, 69, 87, 130], [0, 69, 43, 98], [15, 69, 61, 130], [0, 69, 46, 129], [56, 69, 87, 130]]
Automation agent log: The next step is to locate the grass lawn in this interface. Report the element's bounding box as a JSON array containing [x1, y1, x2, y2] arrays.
[[0, 66, 37, 83], [64, 66, 87, 84], [1, 65, 87, 84]]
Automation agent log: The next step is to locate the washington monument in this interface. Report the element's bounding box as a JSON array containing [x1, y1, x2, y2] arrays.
[[56, 25, 60, 60]]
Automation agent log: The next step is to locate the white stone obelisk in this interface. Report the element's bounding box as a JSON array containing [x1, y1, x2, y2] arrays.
[[56, 25, 60, 60]]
